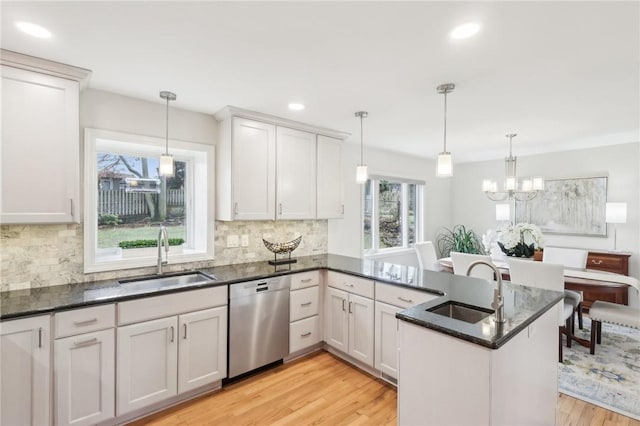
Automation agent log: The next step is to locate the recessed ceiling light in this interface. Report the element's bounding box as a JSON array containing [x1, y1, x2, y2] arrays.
[[450, 23, 480, 40], [288, 103, 305, 111], [16, 21, 52, 38]]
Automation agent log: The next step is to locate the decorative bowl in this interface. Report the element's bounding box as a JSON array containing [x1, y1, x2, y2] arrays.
[[262, 235, 302, 255]]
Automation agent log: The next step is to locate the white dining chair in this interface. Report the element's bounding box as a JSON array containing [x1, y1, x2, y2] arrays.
[[542, 246, 588, 331], [414, 241, 441, 271], [450, 252, 494, 280], [508, 258, 573, 362]]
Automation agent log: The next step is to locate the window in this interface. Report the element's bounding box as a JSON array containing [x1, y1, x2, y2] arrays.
[[363, 176, 423, 254], [84, 129, 214, 273]]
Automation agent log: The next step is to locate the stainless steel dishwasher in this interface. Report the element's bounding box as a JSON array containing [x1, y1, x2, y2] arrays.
[[228, 276, 290, 378]]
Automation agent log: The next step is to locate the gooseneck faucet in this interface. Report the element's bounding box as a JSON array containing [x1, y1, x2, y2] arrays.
[[466, 260, 506, 323], [157, 225, 169, 274]]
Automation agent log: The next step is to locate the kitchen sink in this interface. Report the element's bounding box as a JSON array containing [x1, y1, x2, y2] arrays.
[[427, 301, 494, 324], [118, 271, 216, 291]]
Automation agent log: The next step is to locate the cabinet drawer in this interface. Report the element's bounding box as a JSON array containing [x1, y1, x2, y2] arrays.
[[290, 286, 319, 321], [375, 283, 440, 309], [327, 271, 374, 299], [289, 316, 320, 353], [55, 304, 115, 338], [290, 271, 320, 290], [118, 286, 227, 326], [587, 254, 625, 275]]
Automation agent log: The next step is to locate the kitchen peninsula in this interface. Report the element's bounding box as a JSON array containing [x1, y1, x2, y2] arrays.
[[0, 254, 563, 426]]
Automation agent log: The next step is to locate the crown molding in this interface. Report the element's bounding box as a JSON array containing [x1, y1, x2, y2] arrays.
[[215, 105, 350, 140], [1, 49, 91, 87]]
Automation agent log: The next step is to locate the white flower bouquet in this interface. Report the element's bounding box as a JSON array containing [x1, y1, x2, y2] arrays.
[[496, 222, 544, 257]]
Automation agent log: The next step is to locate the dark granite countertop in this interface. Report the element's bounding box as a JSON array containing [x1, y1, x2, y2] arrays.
[[0, 253, 563, 349]]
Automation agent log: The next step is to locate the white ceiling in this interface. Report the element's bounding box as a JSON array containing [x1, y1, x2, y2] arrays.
[[2, 1, 639, 162]]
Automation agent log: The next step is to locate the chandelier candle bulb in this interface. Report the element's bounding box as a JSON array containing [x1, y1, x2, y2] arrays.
[[533, 177, 545, 191], [521, 179, 533, 192], [482, 179, 494, 192], [505, 176, 517, 191]]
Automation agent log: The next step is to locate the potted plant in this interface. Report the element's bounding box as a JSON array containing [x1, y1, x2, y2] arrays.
[[436, 225, 485, 258]]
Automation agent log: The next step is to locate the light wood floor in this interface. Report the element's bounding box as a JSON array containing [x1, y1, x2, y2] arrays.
[[129, 351, 640, 426]]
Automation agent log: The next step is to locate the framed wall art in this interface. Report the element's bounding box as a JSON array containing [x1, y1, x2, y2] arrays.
[[515, 176, 608, 236]]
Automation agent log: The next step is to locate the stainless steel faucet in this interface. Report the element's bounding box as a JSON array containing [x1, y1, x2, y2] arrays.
[[157, 225, 169, 274], [466, 260, 506, 323]]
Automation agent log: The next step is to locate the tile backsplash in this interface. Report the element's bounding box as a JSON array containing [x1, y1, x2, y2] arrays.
[[0, 220, 327, 292]]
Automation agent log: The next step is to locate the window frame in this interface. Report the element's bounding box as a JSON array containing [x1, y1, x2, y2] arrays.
[[363, 175, 424, 256], [83, 128, 214, 273]]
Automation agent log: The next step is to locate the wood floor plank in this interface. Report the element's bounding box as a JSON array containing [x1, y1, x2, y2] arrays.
[[129, 350, 640, 426]]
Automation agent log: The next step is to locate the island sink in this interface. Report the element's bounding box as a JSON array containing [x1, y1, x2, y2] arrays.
[[427, 301, 494, 324]]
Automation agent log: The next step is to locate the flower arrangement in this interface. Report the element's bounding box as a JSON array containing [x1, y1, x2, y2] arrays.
[[496, 223, 544, 258]]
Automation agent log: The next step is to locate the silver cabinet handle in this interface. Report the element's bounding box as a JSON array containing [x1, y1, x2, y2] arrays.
[[344, 283, 354, 288], [300, 332, 312, 337], [301, 278, 312, 283], [398, 297, 413, 303], [38, 327, 42, 348], [591, 259, 603, 265], [73, 318, 98, 327], [279, 203, 283, 215], [74, 337, 98, 347], [341, 205, 345, 215], [70, 199, 74, 216], [234, 202, 238, 215], [342, 299, 346, 311], [170, 326, 175, 343], [183, 324, 187, 339], [301, 302, 312, 307], [348, 302, 353, 314]]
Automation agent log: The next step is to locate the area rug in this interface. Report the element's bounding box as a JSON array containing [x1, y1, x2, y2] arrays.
[[559, 316, 640, 420]]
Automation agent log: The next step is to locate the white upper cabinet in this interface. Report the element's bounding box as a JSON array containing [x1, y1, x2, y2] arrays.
[[0, 50, 89, 224], [215, 106, 348, 221], [316, 135, 343, 219], [276, 127, 316, 219], [229, 117, 276, 220]]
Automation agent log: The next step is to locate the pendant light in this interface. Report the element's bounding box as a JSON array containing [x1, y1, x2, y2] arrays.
[[436, 83, 455, 177], [355, 111, 368, 183], [159, 91, 177, 177]]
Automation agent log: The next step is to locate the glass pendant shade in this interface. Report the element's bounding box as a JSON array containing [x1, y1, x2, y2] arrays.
[[521, 179, 533, 192], [356, 165, 368, 183], [532, 176, 545, 191], [159, 154, 174, 177], [504, 176, 517, 191], [436, 152, 453, 177]]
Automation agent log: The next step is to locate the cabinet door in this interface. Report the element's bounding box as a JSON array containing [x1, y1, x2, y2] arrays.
[[232, 117, 276, 220], [324, 287, 349, 352], [54, 329, 115, 426], [276, 126, 317, 219], [1, 66, 79, 224], [374, 301, 401, 379], [178, 306, 227, 394], [117, 316, 178, 415], [348, 294, 375, 367], [0, 315, 51, 426], [316, 135, 343, 219]]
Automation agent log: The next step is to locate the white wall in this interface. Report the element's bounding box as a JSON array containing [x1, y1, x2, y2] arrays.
[[327, 142, 452, 261], [80, 89, 217, 144], [451, 142, 640, 279]]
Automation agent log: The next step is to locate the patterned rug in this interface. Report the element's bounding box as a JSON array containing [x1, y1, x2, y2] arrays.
[[559, 316, 640, 420]]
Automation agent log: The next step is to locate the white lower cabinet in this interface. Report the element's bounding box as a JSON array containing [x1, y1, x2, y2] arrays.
[[117, 304, 228, 416], [374, 301, 401, 379], [0, 315, 51, 426], [178, 307, 227, 393], [55, 328, 115, 426], [289, 272, 321, 354], [117, 316, 178, 415], [324, 286, 374, 367]]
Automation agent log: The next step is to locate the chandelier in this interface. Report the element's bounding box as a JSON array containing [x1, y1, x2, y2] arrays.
[[482, 133, 544, 201]]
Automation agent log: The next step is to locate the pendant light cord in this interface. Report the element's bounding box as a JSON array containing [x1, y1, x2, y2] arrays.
[[443, 90, 448, 152], [165, 97, 170, 155], [360, 114, 364, 164]]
